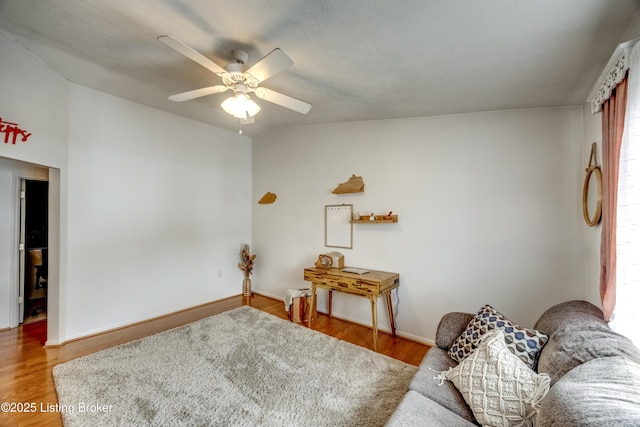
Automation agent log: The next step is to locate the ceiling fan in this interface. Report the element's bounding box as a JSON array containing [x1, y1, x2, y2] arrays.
[[158, 35, 311, 124]]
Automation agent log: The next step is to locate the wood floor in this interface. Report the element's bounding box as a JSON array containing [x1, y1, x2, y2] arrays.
[[0, 293, 429, 427]]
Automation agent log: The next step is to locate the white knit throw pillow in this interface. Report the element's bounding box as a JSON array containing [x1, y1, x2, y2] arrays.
[[437, 330, 550, 427]]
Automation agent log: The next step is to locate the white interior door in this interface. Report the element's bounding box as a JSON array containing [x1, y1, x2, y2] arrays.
[[18, 179, 26, 324]]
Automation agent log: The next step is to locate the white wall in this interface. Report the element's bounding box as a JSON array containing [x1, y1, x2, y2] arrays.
[[581, 104, 603, 306], [64, 84, 251, 340], [0, 30, 68, 169], [1, 29, 252, 343], [0, 30, 68, 339], [252, 107, 586, 344]]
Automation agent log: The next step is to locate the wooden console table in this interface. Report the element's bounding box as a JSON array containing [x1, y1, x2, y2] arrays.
[[303, 267, 399, 351]]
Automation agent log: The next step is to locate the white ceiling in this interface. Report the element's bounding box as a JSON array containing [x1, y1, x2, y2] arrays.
[[1, 0, 639, 137]]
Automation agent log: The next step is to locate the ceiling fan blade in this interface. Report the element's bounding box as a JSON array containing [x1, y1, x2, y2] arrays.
[[254, 87, 311, 115], [169, 85, 229, 102], [245, 48, 293, 83], [158, 35, 227, 75]]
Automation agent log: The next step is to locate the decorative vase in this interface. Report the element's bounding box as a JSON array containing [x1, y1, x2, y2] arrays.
[[243, 277, 252, 297]]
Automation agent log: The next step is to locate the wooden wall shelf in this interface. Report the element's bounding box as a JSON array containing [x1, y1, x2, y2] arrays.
[[351, 215, 398, 224]]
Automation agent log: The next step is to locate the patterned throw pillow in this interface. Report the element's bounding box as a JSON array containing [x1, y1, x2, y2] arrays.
[[439, 330, 551, 427], [448, 305, 548, 369]]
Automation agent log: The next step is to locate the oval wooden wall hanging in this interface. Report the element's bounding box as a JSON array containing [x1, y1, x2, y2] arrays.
[[582, 142, 603, 227]]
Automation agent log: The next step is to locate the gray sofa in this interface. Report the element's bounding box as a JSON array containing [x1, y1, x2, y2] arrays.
[[386, 300, 640, 426]]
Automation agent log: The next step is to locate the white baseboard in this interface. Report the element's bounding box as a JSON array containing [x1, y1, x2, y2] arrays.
[[252, 289, 435, 347], [252, 289, 283, 301]]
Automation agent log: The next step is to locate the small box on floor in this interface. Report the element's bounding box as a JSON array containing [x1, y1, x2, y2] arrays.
[[288, 296, 317, 323]]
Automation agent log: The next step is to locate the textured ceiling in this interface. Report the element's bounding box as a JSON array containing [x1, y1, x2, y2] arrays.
[[1, 0, 639, 137]]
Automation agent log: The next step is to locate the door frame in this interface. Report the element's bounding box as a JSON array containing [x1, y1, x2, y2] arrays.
[[18, 179, 25, 324], [18, 178, 49, 325], [9, 174, 48, 327], [2, 157, 60, 345]]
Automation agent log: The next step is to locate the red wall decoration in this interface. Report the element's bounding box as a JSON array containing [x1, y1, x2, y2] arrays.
[[1, 117, 32, 144]]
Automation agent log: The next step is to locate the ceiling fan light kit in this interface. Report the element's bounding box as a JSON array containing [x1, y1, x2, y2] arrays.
[[221, 84, 261, 119], [157, 35, 311, 122]]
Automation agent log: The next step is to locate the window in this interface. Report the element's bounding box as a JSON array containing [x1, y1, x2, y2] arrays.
[[610, 43, 640, 348]]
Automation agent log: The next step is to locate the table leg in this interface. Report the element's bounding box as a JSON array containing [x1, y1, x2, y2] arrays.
[[328, 289, 333, 318], [371, 296, 378, 351], [308, 283, 316, 329], [385, 293, 397, 338]]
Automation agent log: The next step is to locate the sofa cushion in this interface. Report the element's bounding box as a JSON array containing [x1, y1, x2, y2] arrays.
[[385, 390, 477, 427], [442, 330, 550, 427], [449, 304, 548, 369], [537, 356, 640, 426], [410, 347, 477, 423]]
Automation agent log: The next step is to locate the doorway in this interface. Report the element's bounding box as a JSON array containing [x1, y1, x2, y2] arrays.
[[20, 179, 48, 325]]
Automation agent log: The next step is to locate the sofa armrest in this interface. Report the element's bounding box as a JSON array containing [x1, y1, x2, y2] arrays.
[[435, 312, 474, 351]]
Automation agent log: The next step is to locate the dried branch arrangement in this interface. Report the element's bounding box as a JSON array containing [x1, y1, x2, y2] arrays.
[[238, 244, 256, 278]]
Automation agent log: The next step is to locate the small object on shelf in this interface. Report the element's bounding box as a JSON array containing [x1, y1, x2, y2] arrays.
[[332, 175, 365, 194], [351, 214, 399, 223], [370, 213, 376, 221]]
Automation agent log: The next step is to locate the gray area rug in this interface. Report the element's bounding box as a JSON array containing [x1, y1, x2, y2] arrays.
[[53, 306, 416, 426]]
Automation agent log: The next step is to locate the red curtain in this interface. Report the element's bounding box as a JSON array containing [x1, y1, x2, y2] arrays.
[[600, 76, 628, 321]]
